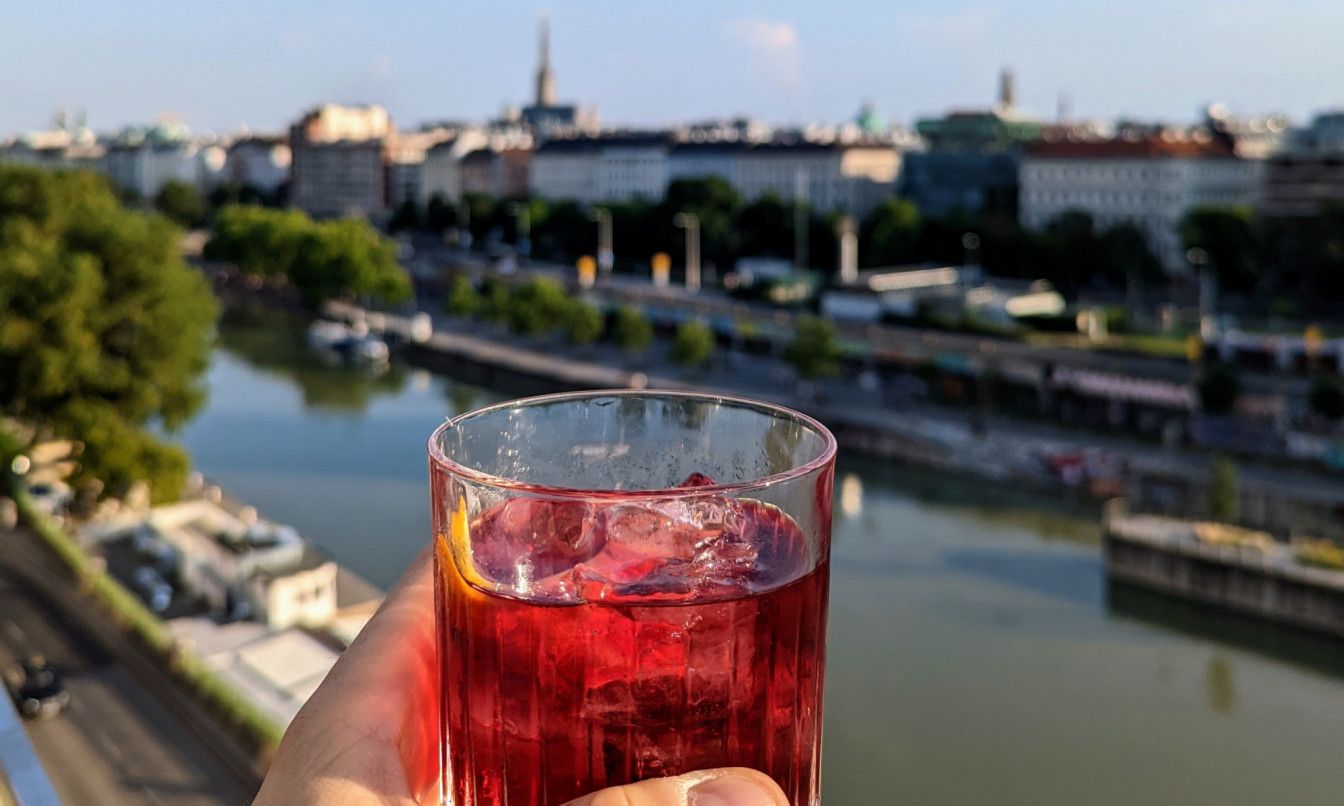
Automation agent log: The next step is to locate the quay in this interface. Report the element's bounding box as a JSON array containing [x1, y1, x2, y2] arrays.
[[1103, 500, 1344, 638]]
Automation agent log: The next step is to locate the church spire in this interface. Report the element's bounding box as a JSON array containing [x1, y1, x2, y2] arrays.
[[535, 14, 556, 107]]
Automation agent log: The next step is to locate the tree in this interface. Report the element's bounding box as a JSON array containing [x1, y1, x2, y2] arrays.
[[563, 300, 605, 346], [426, 193, 457, 233], [154, 179, 206, 228], [1180, 206, 1261, 293], [784, 315, 842, 380], [443, 275, 481, 319], [388, 199, 423, 233], [1100, 223, 1165, 290], [480, 278, 511, 324], [0, 167, 216, 502], [672, 320, 715, 368], [1197, 363, 1241, 416], [612, 306, 653, 356], [206, 206, 411, 305], [505, 276, 569, 336], [659, 177, 742, 270], [738, 194, 793, 258], [288, 218, 412, 305], [1208, 455, 1239, 522], [1309, 374, 1344, 421], [861, 198, 922, 267]]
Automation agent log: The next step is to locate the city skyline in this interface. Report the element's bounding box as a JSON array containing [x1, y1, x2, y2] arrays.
[[5, 1, 1344, 135]]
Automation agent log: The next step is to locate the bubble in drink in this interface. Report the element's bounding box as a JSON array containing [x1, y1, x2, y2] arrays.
[[435, 469, 829, 805]]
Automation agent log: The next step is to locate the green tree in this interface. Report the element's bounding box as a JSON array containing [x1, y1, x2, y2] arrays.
[[1197, 363, 1241, 416], [659, 177, 742, 270], [426, 193, 457, 233], [612, 305, 654, 356], [154, 178, 206, 228], [783, 315, 842, 380], [1309, 374, 1344, 421], [206, 207, 410, 305], [288, 218, 411, 305], [0, 167, 216, 502], [563, 300, 605, 346], [737, 194, 793, 258], [671, 320, 715, 368], [479, 278, 511, 324], [1100, 223, 1165, 290], [861, 198, 922, 267], [1208, 455, 1239, 522], [443, 275, 481, 319], [388, 199, 423, 233], [505, 276, 569, 336], [1180, 206, 1261, 293]]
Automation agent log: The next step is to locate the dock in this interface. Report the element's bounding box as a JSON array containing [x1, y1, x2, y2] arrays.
[[1103, 500, 1344, 639]]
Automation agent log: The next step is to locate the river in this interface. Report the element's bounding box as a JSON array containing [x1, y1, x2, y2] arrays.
[[178, 306, 1344, 805]]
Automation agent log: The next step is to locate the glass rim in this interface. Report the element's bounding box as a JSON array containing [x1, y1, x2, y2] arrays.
[[428, 388, 837, 500]]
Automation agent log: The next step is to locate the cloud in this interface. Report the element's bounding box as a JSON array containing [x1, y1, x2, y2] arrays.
[[724, 17, 801, 89], [372, 54, 393, 80]]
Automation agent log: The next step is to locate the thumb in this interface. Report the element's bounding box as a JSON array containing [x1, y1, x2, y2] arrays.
[[561, 768, 789, 806]]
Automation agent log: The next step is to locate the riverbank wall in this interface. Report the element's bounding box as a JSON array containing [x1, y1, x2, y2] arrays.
[[1103, 500, 1344, 639]]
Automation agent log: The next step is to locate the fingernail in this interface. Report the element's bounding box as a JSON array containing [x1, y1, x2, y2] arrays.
[[688, 774, 777, 806]]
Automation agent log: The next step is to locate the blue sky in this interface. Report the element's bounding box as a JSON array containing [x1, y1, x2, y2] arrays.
[[4, 1, 1342, 134]]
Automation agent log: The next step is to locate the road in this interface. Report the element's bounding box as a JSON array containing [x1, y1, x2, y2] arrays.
[[0, 527, 256, 806]]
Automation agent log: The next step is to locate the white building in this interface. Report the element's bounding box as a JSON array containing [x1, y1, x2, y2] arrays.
[[734, 140, 900, 216], [168, 617, 339, 726], [529, 137, 602, 203], [88, 499, 338, 630], [419, 130, 485, 205], [289, 104, 391, 219], [596, 134, 670, 201], [100, 123, 211, 198], [1019, 134, 1263, 272], [223, 136, 291, 193], [0, 126, 104, 171]]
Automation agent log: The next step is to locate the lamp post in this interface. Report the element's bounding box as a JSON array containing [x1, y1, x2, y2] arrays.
[[1188, 247, 1215, 340], [509, 202, 531, 258], [674, 212, 701, 293], [590, 207, 613, 277]]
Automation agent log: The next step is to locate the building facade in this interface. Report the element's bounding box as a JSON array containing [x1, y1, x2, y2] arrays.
[[529, 138, 602, 203], [1020, 136, 1263, 271], [223, 137, 291, 193], [1261, 111, 1344, 217], [288, 104, 391, 219], [731, 140, 900, 216]]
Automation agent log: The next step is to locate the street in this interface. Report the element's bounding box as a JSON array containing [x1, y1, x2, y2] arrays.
[[0, 527, 256, 806]]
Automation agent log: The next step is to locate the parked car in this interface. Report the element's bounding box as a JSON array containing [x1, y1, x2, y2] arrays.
[[132, 566, 173, 613], [5, 656, 69, 719], [24, 480, 72, 518]]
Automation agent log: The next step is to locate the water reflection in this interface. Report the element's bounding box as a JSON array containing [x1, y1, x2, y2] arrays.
[[1206, 655, 1237, 715], [216, 303, 408, 413], [1106, 581, 1344, 682]]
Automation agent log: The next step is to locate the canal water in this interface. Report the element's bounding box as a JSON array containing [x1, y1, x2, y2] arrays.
[[179, 308, 1344, 805]]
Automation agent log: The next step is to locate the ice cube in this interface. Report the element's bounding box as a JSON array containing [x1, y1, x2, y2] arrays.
[[471, 498, 603, 586]]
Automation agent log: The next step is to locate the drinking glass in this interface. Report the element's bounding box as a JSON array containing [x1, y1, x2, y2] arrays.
[[429, 390, 836, 805]]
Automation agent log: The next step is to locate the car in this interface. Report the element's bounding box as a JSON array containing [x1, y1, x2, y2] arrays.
[[6, 656, 69, 719], [24, 480, 73, 517], [132, 566, 173, 613]]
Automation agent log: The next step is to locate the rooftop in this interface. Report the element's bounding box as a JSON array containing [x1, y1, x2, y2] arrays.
[[1028, 134, 1237, 159]]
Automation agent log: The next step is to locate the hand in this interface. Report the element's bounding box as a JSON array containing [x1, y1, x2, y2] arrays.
[[254, 550, 788, 806]]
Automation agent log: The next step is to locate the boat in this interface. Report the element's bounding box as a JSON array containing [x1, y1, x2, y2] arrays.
[[307, 320, 390, 365]]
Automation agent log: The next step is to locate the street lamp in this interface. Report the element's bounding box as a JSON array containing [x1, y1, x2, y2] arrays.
[[961, 232, 981, 271], [509, 202, 531, 258], [589, 207, 613, 277], [1188, 247, 1216, 339], [674, 212, 701, 293]]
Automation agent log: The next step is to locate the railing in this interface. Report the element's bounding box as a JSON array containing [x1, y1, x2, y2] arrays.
[[0, 690, 61, 806]]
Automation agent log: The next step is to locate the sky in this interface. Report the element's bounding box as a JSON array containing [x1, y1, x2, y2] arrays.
[[4, 0, 1343, 135]]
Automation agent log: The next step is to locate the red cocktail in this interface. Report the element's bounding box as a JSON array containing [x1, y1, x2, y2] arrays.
[[430, 391, 835, 805]]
